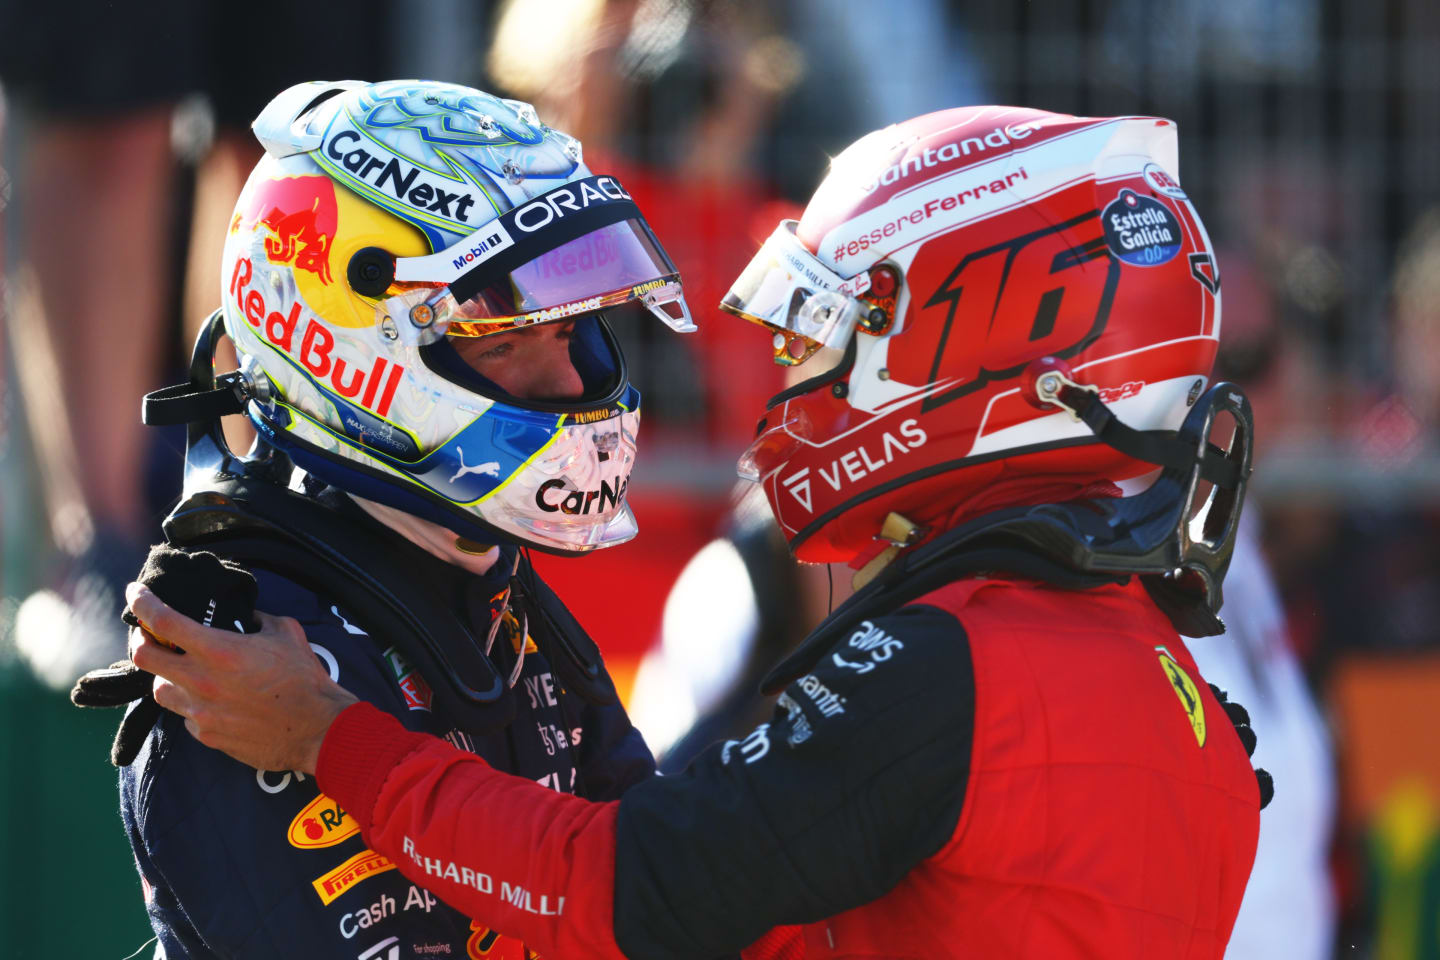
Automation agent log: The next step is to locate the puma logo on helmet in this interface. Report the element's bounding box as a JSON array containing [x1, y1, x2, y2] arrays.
[[451, 448, 501, 483]]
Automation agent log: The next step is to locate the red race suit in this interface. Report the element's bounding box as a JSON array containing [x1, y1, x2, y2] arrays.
[[319, 574, 1260, 959]]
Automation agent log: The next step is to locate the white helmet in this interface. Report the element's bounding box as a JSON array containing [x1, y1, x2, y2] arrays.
[[221, 79, 694, 553]]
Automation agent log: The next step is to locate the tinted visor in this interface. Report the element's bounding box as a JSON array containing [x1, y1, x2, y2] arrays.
[[391, 174, 694, 338], [448, 219, 686, 334]]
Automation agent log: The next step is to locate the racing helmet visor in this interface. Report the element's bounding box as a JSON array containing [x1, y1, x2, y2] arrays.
[[390, 174, 695, 338], [719, 220, 869, 366]]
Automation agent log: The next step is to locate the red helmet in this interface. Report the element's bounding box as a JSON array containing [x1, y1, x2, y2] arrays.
[[722, 107, 1221, 563]]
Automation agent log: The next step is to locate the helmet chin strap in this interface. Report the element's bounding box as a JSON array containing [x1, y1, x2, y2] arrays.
[[1026, 357, 1241, 490], [853, 512, 928, 591]]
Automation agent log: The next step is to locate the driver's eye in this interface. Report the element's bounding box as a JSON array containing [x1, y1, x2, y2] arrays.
[[475, 340, 514, 362]]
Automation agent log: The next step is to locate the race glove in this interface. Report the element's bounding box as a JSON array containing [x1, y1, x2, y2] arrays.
[[1209, 682, 1275, 809], [70, 545, 258, 766]]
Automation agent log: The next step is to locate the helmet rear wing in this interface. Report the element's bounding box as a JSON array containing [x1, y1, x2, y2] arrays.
[[252, 80, 368, 159]]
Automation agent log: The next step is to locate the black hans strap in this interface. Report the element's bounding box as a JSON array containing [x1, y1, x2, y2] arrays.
[[142, 372, 247, 426], [162, 477, 619, 737]]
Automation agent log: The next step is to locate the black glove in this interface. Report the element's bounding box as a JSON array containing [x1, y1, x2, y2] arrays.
[[1208, 683, 1274, 810], [70, 545, 259, 766]]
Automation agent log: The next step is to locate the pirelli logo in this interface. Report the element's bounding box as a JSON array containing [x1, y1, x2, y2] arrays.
[[312, 849, 397, 905]]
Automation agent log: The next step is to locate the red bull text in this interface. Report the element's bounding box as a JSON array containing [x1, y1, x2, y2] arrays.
[[230, 257, 404, 417]]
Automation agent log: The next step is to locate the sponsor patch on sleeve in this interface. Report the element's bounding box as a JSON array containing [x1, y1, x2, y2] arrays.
[[383, 646, 434, 711], [312, 849, 397, 905], [288, 792, 361, 849]]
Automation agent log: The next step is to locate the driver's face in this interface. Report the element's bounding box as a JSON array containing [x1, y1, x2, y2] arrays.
[[451, 320, 585, 401]]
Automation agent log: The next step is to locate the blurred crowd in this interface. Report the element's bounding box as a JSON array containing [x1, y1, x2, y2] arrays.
[[2, 1, 1438, 957]]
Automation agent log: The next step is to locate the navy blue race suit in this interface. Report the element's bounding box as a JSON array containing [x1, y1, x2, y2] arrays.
[[119, 508, 654, 959]]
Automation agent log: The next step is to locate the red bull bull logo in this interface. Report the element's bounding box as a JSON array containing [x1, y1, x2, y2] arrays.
[[231, 175, 339, 285]]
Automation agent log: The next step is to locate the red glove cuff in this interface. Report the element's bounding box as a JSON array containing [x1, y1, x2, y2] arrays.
[[316, 700, 430, 829]]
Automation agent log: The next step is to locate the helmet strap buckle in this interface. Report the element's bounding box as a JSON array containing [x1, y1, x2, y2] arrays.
[[1026, 357, 1099, 423], [853, 512, 927, 591]]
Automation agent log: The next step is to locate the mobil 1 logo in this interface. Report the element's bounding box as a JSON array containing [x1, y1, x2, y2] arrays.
[[1102, 189, 1182, 267]]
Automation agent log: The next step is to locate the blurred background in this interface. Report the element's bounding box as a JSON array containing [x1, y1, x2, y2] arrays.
[[2, 0, 1438, 956]]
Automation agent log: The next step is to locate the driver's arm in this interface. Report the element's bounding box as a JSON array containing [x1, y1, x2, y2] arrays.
[[318, 604, 975, 960]]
